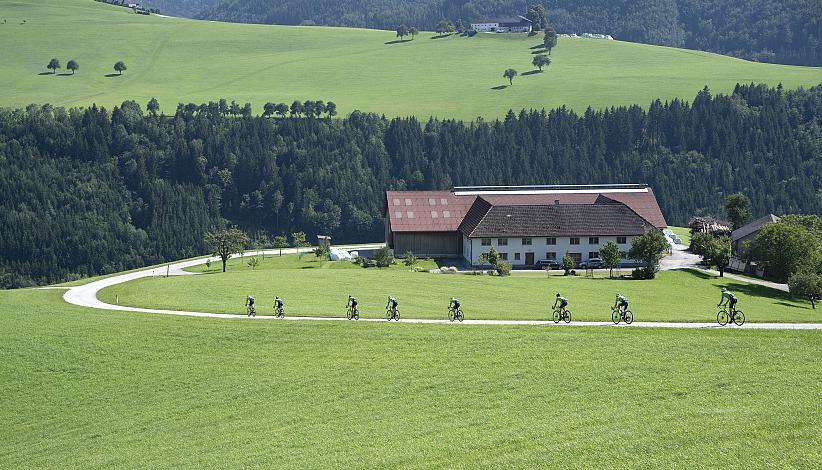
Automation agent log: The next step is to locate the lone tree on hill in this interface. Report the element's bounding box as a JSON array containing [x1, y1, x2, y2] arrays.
[[47, 58, 60, 74], [146, 97, 160, 115], [503, 68, 518, 85], [204, 227, 249, 273], [725, 192, 752, 230], [409, 27, 419, 39], [113, 61, 127, 75], [543, 26, 558, 54], [532, 54, 550, 71], [396, 24, 408, 40], [66, 59, 79, 75]]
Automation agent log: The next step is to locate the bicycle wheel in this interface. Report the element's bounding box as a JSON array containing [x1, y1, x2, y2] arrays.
[[552, 310, 561, 324], [394, 309, 400, 321], [563, 310, 571, 324], [612, 309, 621, 324], [386, 308, 392, 321], [733, 310, 745, 326], [347, 309, 353, 320], [353, 309, 359, 320], [717, 310, 729, 326], [624, 310, 633, 325], [448, 309, 455, 322], [457, 310, 464, 322]]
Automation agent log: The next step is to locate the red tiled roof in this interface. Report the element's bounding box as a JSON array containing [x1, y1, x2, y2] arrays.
[[385, 191, 477, 232], [385, 186, 667, 233]]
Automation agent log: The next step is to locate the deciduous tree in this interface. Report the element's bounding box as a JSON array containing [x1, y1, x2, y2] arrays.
[[66, 59, 79, 75], [204, 228, 249, 273], [503, 68, 518, 85], [725, 192, 752, 230], [113, 61, 127, 75], [600, 241, 621, 278], [628, 230, 669, 279], [532, 54, 550, 71], [47, 58, 60, 74]]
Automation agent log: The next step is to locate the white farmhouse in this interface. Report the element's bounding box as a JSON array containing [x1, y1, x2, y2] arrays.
[[470, 16, 533, 33]]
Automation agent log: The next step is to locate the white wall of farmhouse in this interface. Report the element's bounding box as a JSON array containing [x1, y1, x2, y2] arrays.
[[467, 235, 637, 266]]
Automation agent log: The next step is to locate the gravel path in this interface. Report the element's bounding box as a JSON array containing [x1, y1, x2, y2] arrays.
[[62, 244, 819, 330]]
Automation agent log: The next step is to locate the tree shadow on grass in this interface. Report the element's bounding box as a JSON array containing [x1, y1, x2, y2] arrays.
[[104, 73, 122, 77], [522, 70, 542, 76], [430, 34, 454, 39], [384, 39, 412, 45], [38, 72, 53, 75], [530, 44, 546, 50], [531, 49, 550, 55], [491, 85, 508, 90], [57, 73, 74, 76]]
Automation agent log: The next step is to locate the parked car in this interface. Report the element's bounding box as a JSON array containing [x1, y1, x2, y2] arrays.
[[579, 258, 603, 269], [535, 259, 560, 270]]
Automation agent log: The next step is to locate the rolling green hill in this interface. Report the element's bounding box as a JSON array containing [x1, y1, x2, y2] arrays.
[[0, 0, 819, 119]]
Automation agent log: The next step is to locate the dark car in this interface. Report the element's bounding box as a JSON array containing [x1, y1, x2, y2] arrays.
[[535, 259, 560, 270], [579, 258, 603, 269]]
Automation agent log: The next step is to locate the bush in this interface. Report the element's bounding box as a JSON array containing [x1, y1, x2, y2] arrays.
[[403, 250, 417, 266], [359, 258, 376, 268], [373, 246, 393, 268], [496, 261, 512, 276]]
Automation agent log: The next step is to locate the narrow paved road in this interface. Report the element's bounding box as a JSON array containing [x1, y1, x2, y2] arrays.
[[62, 244, 820, 330]]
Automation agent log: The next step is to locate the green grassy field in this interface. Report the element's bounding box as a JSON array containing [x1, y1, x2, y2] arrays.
[[97, 254, 818, 323], [0, 288, 819, 467], [1, 0, 819, 120]]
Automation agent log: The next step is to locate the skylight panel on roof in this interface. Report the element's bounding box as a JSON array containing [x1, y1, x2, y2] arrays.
[[405, 198, 412, 206], [393, 198, 400, 206], [395, 211, 403, 218], [443, 211, 450, 218], [431, 211, 438, 218], [407, 211, 414, 218], [440, 198, 448, 205], [429, 198, 436, 205]]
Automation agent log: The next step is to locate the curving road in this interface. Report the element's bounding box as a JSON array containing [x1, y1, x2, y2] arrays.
[[62, 245, 821, 330]]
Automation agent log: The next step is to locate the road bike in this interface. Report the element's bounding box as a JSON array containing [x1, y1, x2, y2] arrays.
[[552, 306, 571, 324], [717, 306, 745, 326], [346, 305, 359, 321], [386, 305, 400, 321], [448, 306, 465, 322], [274, 306, 285, 318], [246, 305, 256, 317], [611, 306, 634, 325]]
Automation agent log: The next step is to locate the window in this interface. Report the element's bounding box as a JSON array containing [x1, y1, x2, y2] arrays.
[[546, 237, 556, 245], [546, 252, 556, 260], [481, 238, 492, 246], [499, 252, 508, 261], [589, 237, 599, 245], [617, 236, 627, 245], [589, 252, 599, 259], [498, 238, 508, 246], [569, 253, 582, 264], [522, 237, 532, 245], [514, 253, 521, 261], [570, 237, 580, 245]]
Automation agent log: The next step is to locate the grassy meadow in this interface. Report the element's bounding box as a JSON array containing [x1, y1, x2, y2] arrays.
[[97, 253, 818, 323], [0, 288, 820, 467], [0, 0, 819, 119]]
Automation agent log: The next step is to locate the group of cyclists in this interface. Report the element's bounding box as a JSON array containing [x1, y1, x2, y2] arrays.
[[244, 287, 742, 326]]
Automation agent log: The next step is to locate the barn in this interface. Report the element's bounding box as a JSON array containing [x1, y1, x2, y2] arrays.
[[384, 184, 667, 265]]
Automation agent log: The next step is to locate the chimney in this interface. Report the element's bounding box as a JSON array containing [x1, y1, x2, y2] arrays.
[[554, 199, 560, 205]]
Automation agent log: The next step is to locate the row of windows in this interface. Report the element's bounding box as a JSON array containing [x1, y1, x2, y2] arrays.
[[481, 236, 628, 246], [485, 251, 628, 262]]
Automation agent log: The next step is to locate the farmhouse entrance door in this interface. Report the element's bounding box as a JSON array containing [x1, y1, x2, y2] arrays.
[[525, 252, 534, 266]]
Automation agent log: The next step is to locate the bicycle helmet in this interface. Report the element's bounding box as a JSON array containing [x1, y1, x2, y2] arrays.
[[556, 293, 561, 297], [721, 287, 727, 292], [616, 293, 621, 299]]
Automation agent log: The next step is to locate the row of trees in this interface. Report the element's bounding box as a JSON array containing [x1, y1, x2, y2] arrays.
[[204, 228, 310, 272], [196, 0, 821, 66], [263, 100, 337, 118], [1, 83, 819, 287], [502, 25, 557, 86], [45, 59, 126, 75]]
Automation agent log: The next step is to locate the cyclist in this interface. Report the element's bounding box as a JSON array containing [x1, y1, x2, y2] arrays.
[[718, 287, 737, 314], [553, 293, 568, 313], [614, 293, 629, 317], [386, 295, 399, 319], [347, 295, 358, 311], [449, 297, 461, 313], [245, 295, 256, 317], [273, 296, 284, 316]]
